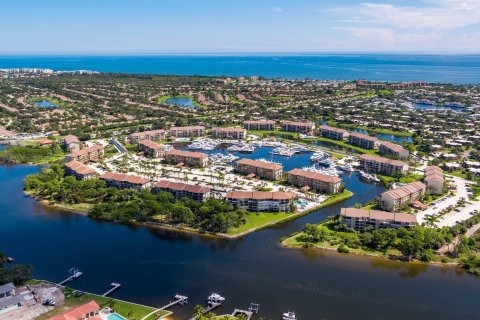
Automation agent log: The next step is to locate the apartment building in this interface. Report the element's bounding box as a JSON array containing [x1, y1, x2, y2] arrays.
[[100, 172, 152, 190], [424, 166, 445, 195], [226, 191, 296, 212], [154, 180, 210, 201], [211, 127, 246, 140], [64, 160, 98, 180], [65, 144, 104, 163], [379, 141, 410, 159], [165, 150, 208, 167], [359, 154, 409, 176], [318, 125, 349, 140], [169, 126, 206, 138], [380, 181, 426, 212], [138, 139, 166, 158], [348, 132, 380, 150], [61, 134, 81, 152], [340, 208, 417, 231], [287, 168, 342, 194], [243, 120, 276, 131], [281, 120, 315, 133], [236, 158, 283, 180], [128, 129, 166, 144]]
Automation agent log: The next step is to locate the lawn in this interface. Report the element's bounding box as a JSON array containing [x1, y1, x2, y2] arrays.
[[35, 287, 168, 320], [248, 130, 299, 139]]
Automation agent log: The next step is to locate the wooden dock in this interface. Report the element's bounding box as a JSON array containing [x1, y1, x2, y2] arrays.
[[140, 294, 188, 320], [59, 268, 83, 285], [102, 282, 121, 297], [231, 309, 253, 320]]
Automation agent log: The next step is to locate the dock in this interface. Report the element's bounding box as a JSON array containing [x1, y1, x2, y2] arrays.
[[59, 268, 83, 285], [102, 282, 121, 297], [140, 294, 188, 320], [231, 309, 253, 320]]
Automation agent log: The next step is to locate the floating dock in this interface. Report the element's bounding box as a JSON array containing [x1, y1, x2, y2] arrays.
[[59, 268, 83, 285]]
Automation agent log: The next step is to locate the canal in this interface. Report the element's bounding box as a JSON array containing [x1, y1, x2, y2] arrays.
[[1, 162, 480, 319]]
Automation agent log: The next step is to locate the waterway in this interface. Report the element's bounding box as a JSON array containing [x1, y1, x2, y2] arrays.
[[2, 163, 480, 319]]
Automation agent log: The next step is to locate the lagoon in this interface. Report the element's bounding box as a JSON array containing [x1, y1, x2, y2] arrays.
[[353, 129, 413, 144], [34, 100, 59, 108], [2, 163, 480, 319], [165, 97, 197, 109]]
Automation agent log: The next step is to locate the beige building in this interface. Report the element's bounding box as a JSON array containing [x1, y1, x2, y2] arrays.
[[154, 180, 210, 201], [61, 135, 81, 152], [138, 139, 166, 158], [226, 191, 296, 212], [359, 154, 409, 176], [236, 158, 283, 180], [243, 120, 276, 131], [165, 149, 208, 167], [380, 181, 426, 212], [348, 132, 380, 150], [287, 168, 342, 194], [340, 208, 417, 231], [379, 141, 409, 159], [65, 145, 104, 163], [318, 125, 349, 140], [100, 172, 152, 190], [211, 127, 246, 140], [281, 120, 315, 133], [128, 129, 166, 144], [424, 166, 445, 195], [64, 160, 98, 180], [169, 126, 206, 138]]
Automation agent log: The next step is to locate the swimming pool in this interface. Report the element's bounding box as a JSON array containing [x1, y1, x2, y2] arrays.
[[108, 313, 126, 320]]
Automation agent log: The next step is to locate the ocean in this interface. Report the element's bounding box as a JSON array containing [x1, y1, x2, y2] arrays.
[[0, 54, 479, 83]]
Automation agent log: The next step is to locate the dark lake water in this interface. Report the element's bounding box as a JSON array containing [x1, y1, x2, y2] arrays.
[[353, 129, 412, 144], [1, 163, 480, 320], [165, 97, 197, 109]]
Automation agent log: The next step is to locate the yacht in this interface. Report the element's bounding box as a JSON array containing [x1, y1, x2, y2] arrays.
[[207, 293, 225, 303], [282, 311, 297, 320], [272, 147, 295, 157], [310, 151, 327, 162], [292, 145, 310, 153], [338, 163, 354, 172], [317, 157, 333, 167]]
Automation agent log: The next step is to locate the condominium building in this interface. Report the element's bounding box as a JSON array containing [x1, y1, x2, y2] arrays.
[[65, 145, 104, 163], [64, 160, 98, 180], [359, 154, 409, 176], [380, 181, 426, 212], [165, 150, 208, 167], [226, 191, 296, 212], [61, 135, 81, 152], [153, 180, 210, 201], [287, 168, 342, 194], [379, 141, 410, 159], [424, 166, 445, 195], [211, 127, 246, 140], [100, 172, 152, 190], [340, 208, 417, 231], [169, 126, 206, 138], [243, 120, 276, 131], [128, 129, 166, 144], [318, 125, 349, 141], [236, 158, 283, 180], [281, 120, 315, 133], [138, 139, 166, 158], [348, 132, 380, 150]]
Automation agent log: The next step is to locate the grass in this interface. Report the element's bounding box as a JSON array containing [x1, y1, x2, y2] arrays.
[[248, 130, 299, 139], [282, 218, 401, 257], [35, 287, 168, 320], [449, 170, 468, 179]]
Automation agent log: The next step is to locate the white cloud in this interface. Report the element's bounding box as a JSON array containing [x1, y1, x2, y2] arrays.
[[272, 6, 284, 12]]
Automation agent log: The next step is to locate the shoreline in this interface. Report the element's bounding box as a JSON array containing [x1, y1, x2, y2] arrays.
[[24, 190, 355, 239]]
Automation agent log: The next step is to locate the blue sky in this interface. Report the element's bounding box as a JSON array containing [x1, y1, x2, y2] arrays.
[[1, 0, 479, 53]]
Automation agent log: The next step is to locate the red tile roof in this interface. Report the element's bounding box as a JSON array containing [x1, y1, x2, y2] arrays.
[[66, 144, 104, 158], [50, 300, 100, 320], [100, 172, 151, 185], [340, 207, 417, 223], [65, 160, 97, 175], [360, 154, 407, 167], [287, 168, 342, 183], [226, 191, 296, 200], [350, 132, 378, 142], [236, 158, 282, 171], [139, 139, 165, 150], [166, 149, 208, 159], [154, 180, 210, 194]]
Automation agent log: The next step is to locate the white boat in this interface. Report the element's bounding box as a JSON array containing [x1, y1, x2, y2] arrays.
[[207, 293, 225, 303], [317, 157, 333, 167], [358, 170, 379, 181], [282, 311, 297, 320], [292, 145, 310, 153], [310, 151, 327, 162], [338, 163, 354, 172], [272, 147, 295, 157]]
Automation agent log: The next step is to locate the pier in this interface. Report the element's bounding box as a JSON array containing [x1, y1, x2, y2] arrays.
[[102, 282, 121, 296], [140, 294, 188, 320], [231, 309, 253, 319], [59, 268, 83, 285]]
